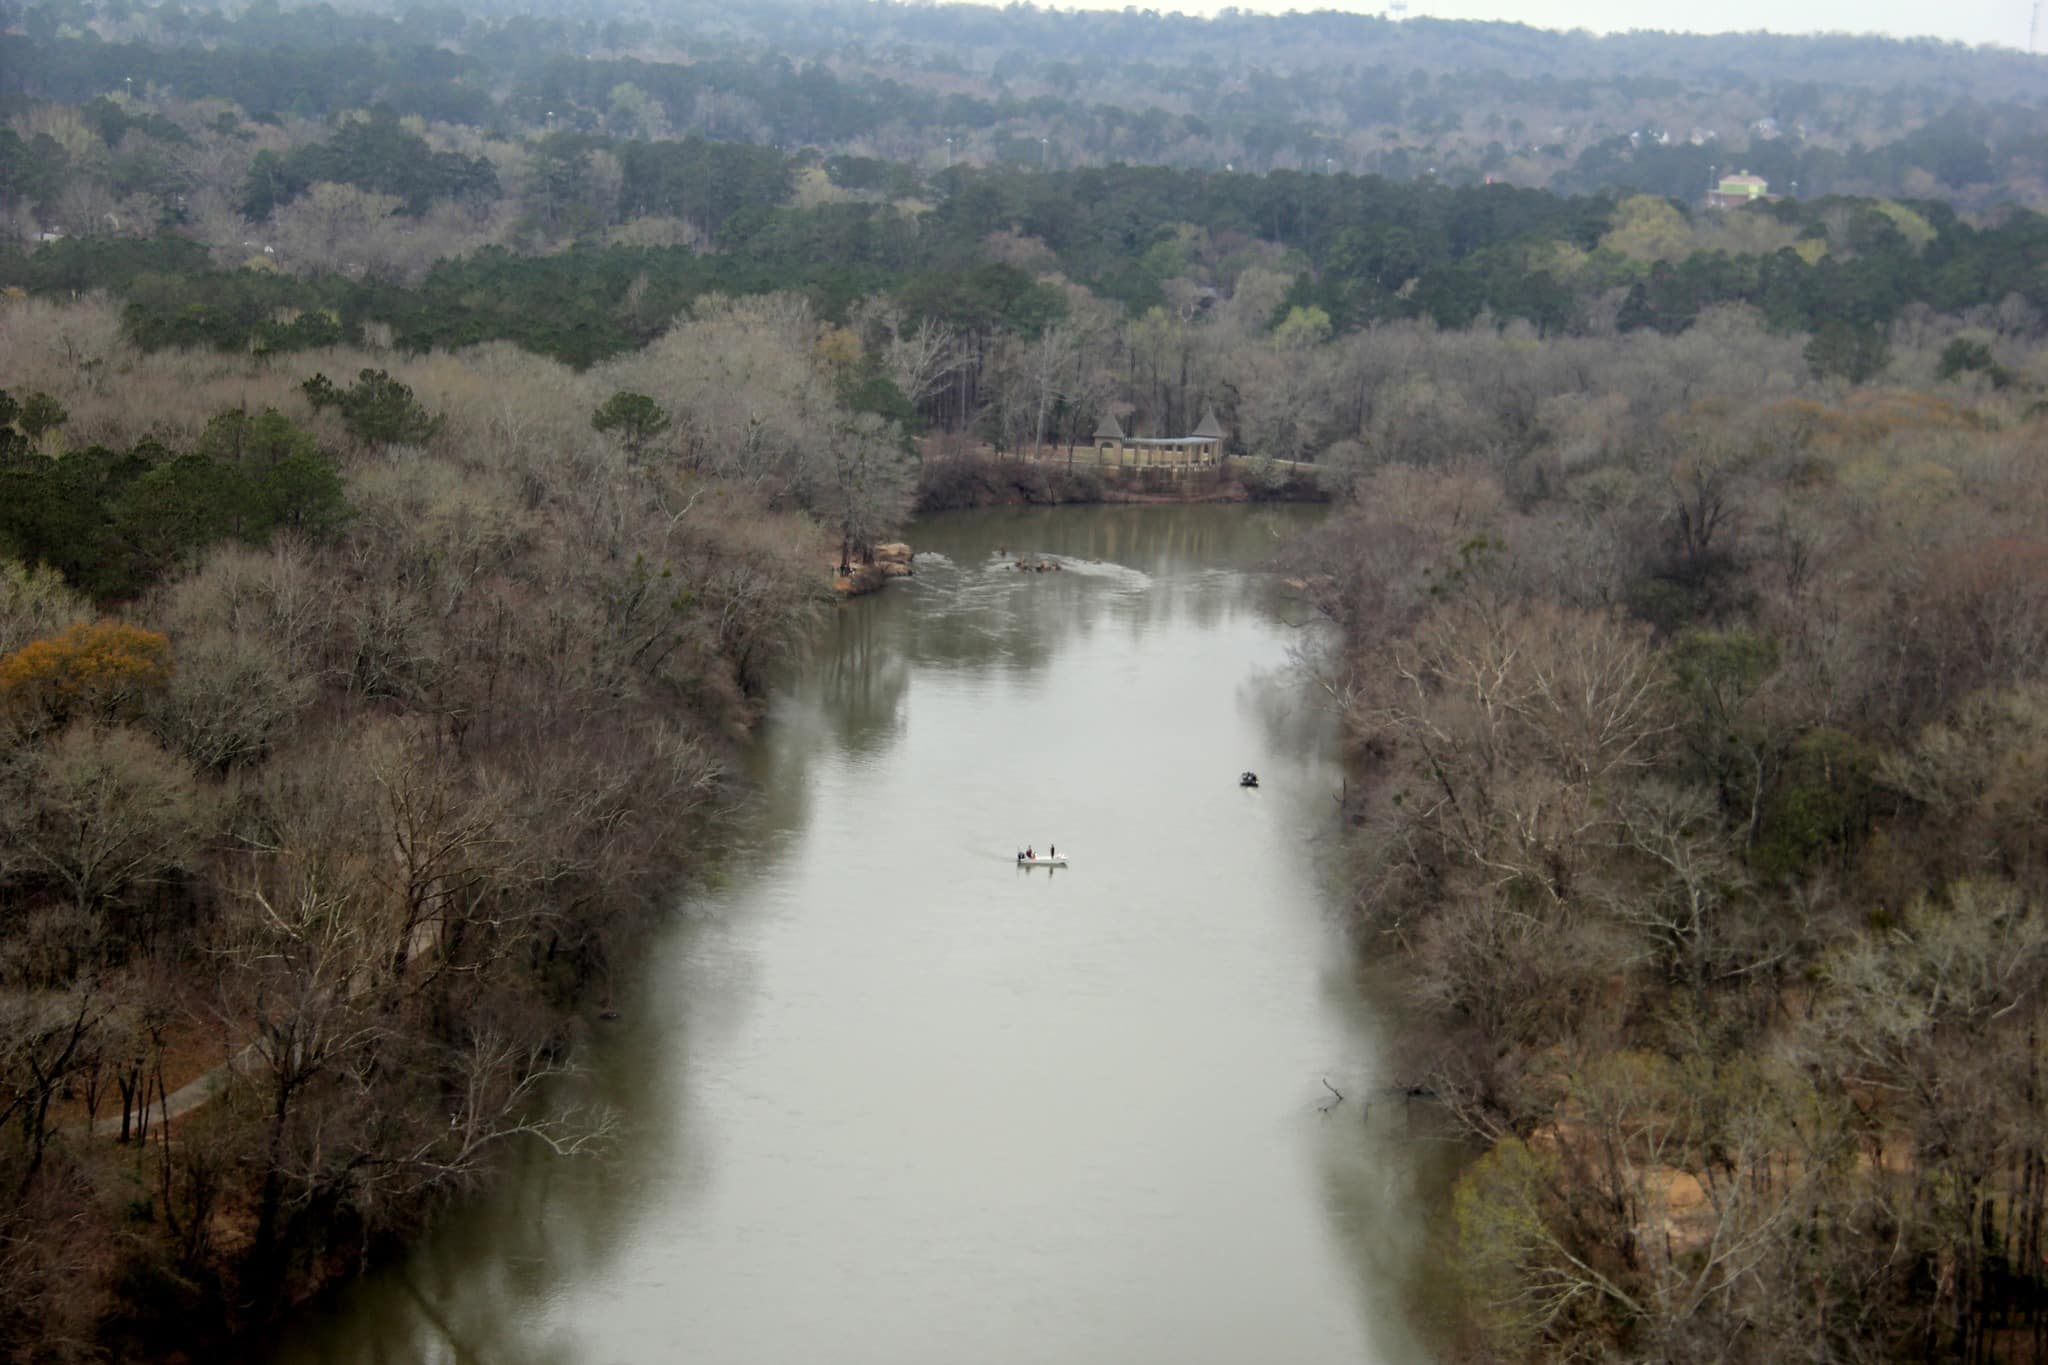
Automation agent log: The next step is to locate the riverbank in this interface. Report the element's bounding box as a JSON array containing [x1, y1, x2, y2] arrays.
[[0, 444, 831, 1360], [1288, 411, 2048, 1359], [915, 450, 1326, 514], [832, 541, 915, 596]]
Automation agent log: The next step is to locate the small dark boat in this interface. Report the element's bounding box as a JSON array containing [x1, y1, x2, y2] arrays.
[[1240, 771, 1259, 788]]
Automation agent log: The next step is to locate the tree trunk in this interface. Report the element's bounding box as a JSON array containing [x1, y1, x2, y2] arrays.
[[247, 1080, 294, 1310], [117, 1068, 138, 1143]]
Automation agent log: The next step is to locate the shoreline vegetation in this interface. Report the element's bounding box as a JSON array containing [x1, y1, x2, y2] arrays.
[[846, 448, 1327, 593], [4, 0, 2048, 1357], [913, 447, 1326, 516], [0, 331, 837, 1355], [1281, 379, 2048, 1359]]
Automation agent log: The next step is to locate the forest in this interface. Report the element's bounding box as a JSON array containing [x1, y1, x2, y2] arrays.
[[1280, 325, 2048, 1361], [3, 0, 2048, 1358], [8, 0, 2048, 200]]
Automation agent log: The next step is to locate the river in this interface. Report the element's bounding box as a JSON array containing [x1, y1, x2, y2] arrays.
[[273, 503, 1448, 1365]]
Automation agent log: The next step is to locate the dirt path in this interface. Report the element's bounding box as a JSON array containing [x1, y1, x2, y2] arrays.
[[86, 1044, 257, 1137]]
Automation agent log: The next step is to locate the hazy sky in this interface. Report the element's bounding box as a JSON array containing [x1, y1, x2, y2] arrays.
[[1053, 0, 2035, 52]]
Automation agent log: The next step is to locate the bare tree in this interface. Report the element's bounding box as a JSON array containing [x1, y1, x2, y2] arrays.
[[0, 560, 90, 661], [805, 412, 918, 572], [876, 310, 966, 407], [0, 725, 205, 917], [0, 984, 105, 1184]]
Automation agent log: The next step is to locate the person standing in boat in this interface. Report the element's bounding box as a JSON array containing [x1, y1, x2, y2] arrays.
[[1048, 845, 1055, 859], [1026, 846, 1034, 860]]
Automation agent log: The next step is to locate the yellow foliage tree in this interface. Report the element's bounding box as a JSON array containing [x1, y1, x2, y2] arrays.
[[813, 324, 864, 376], [0, 621, 173, 729], [1600, 194, 1694, 262], [1873, 199, 1938, 251], [1272, 304, 1332, 350]]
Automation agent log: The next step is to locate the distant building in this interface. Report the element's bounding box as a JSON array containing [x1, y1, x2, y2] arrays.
[[1706, 173, 1772, 209], [1088, 410, 1224, 476]]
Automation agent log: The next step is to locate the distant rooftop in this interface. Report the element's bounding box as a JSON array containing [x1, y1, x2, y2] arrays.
[[1096, 411, 1223, 445]]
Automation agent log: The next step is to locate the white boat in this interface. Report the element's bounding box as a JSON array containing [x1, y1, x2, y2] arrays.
[[1016, 854, 1069, 866]]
